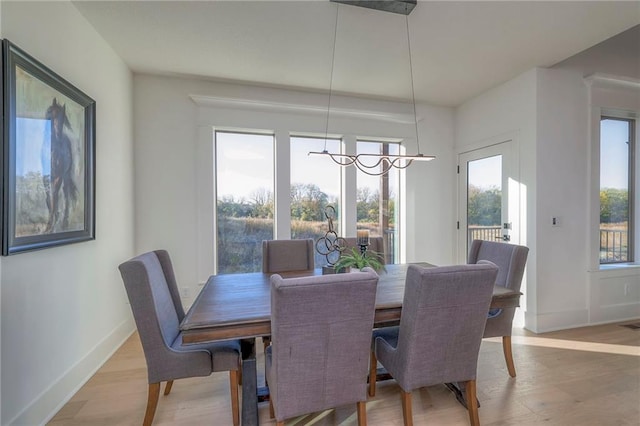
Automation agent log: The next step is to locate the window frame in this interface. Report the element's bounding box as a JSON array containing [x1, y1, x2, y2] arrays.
[[598, 114, 636, 265], [211, 129, 407, 273], [289, 134, 343, 267], [586, 74, 640, 271], [355, 139, 403, 264], [213, 130, 276, 274]]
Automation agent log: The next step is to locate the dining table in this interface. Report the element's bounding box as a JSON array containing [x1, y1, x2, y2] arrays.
[[180, 262, 521, 426]]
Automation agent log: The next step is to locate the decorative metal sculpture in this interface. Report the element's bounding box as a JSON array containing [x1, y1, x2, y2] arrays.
[[315, 205, 346, 266]]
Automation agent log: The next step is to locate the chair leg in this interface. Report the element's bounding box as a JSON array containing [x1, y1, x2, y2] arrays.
[[229, 370, 240, 426], [465, 380, 480, 426], [357, 400, 367, 426], [502, 335, 516, 377], [368, 350, 377, 397], [262, 337, 270, 388], [269, 398, 275, 419], [143, 383, 161, 426], [400, 389, 413, 426], [163, 380, 173, 396]]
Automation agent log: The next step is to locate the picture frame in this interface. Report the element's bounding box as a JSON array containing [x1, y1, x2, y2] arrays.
[[2, 39, 95, 255]]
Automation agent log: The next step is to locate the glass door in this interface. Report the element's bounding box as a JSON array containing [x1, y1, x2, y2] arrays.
[[458, 141, 519, 262]]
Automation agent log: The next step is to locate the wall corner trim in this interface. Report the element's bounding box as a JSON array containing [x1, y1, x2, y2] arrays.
[[584, 73, 640, 90]]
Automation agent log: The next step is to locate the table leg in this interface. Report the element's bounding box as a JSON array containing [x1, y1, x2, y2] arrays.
[[373, 368, 479, 410], [444, 382, 480, 409], [240, 339, 259, 426]]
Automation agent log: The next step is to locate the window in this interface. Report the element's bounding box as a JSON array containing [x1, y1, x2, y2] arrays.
[[466, 154, 502, 249], [600, 117, 635, 263], [290, 136, 341, 266], [356, 141, 400, 264], [215, 131, 274, 273], [214, 131, 405, 273]]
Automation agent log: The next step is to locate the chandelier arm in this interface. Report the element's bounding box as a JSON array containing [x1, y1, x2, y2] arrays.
[[353, 159, 394, 176], [354, 153, 435, 161], [389, 158, 414, 170], [354, 153, 387, 169], [327, 152, 357, 166], [353, 162, 384, 176]]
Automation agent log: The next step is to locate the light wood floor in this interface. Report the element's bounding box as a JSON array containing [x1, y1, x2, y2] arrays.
[[49, 321, 640, 425]]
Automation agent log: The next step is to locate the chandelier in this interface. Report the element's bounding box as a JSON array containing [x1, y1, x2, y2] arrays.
[[309, 0, 435, 176]]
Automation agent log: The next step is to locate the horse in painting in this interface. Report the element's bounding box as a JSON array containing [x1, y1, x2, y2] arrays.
[[42, 98, 78, 232]]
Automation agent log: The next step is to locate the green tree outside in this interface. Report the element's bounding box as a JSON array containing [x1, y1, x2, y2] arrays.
[[467, 185, 501, 226], [600, 188, 628, 223]]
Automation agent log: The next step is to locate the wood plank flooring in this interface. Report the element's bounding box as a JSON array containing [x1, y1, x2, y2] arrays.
[[48, 321, 640, 425]]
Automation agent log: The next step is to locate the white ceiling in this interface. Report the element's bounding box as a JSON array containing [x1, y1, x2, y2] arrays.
[[73, 0, 640, 106]]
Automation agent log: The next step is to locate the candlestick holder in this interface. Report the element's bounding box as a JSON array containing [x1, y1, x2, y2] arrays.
[[356, 229, 370, 256]]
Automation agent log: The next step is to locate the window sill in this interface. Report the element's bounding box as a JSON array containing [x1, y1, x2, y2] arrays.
[[594, 263, 640, 276], [599, 263, 640, 270]]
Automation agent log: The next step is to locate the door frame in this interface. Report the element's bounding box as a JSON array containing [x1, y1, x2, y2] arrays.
[[457, 135, 521, 263]]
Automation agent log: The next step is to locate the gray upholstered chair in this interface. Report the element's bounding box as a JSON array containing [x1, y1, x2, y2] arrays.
[[119, 250, 241, 426], [369, 263, 498, 426], [261, 239, 316, 349], [468, 239, 529, 377], [266, 268, 379, 426], [262, 238, 315, 273]]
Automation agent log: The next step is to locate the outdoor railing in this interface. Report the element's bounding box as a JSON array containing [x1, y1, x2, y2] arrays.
[[468, 226, 502, 247], [217, 223, 629, 270], [467, 226, 629, 263], [600, 228, 629, 263], [383, 229, 395, 264]]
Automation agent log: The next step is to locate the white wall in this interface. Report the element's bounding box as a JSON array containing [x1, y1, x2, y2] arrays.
[[586, 75, 640, 325], [133, 74, 454, 303], [553, 24, 640, 79], [535, 68, 591, 330], [1, 2, 135, 424], [406, 103, 455, 266], [535, 69, 640, 331], [456, 69, 538, 329], [456, 62, 640, 333]]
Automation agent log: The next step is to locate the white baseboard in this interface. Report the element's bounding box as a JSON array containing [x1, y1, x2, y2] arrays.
[[526, 308, 590, 333], [590, 302, 640, 325], [525, 305, 640, 334], [8, 319, 135, 426]]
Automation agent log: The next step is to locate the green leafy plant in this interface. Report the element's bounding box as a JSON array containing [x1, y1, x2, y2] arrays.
[[332, 247, 386, 272]]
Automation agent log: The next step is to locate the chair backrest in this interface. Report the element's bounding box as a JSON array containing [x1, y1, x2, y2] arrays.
[[342, 236, 385, 262], [154, 249, 185, 321], [390, 263, 498, 389], [119, 252, 212, 383], [262, 239, 315, 273], [269, 268, 379, 420], [467, 239, 529, 292]]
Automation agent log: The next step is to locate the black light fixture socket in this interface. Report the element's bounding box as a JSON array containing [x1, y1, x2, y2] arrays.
[[330, 0, 417, 15]]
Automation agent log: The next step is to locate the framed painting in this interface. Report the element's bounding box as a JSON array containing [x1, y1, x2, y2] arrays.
[[1, 40, 95, 255]]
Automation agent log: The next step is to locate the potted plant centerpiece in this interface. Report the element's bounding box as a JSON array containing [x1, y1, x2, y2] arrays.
[[332, 247, 385, 273]]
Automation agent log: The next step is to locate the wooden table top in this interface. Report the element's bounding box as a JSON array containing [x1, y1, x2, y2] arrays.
[[180, 263, 521, 344]]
